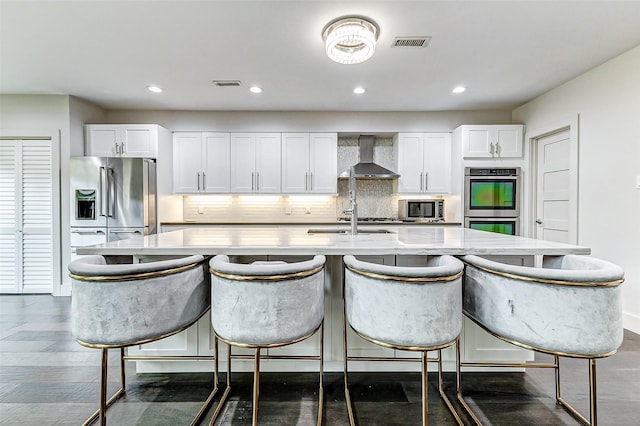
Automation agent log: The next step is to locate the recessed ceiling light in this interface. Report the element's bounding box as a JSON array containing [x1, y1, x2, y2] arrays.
[[452, 86, 466, 94], [353, 87, 366, 94], [147, 85, 163, 93], [249, 86, 263, 94]]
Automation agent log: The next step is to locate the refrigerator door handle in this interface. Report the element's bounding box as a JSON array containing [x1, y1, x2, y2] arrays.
[[110, 230, 141, 234], [99, 166, 107, 217], [108, 168, 115, 218], [71, 230, 106, 235]]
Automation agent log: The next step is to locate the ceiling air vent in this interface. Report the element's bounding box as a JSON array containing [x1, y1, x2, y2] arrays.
[[212, 80, 242, 87], [391, 37, 431, 48]]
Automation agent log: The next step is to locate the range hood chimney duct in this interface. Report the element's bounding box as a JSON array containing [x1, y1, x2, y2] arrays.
[[340, 135, 400, 179]]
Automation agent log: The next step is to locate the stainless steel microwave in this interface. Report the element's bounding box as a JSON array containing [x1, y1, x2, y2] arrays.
[[398, 199, 445, 222]]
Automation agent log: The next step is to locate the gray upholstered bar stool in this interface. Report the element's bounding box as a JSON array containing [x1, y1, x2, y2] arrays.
[[342, 255, 465, 426], [68, 254, 217, 426], [458, 254, 625, 426], [208, 254, 326, 426]]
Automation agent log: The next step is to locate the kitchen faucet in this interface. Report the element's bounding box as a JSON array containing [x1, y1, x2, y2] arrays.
[[343, 166, 358, 235]]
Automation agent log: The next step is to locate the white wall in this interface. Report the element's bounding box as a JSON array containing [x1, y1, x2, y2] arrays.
[[513, 45, 640, 333], [0, 95, 71, 295]]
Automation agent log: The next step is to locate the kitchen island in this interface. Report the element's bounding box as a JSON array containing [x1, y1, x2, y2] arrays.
[[77, 226, 589, 257], [76, 226, 590, 373]]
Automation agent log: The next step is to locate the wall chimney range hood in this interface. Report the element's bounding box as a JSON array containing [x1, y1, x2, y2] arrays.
[[339, 135, 400, 179]]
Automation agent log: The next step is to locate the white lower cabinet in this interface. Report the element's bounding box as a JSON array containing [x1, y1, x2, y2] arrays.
[[127, 324, 199, 357], [462, 317, 532, 364]]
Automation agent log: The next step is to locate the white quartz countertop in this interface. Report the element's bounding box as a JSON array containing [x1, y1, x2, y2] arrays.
[[77, 227, 590, 256]]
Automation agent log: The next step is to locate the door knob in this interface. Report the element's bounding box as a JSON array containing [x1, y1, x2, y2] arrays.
[[536, 219, 543, 224]]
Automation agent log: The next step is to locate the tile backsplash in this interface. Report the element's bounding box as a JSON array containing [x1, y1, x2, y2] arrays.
[[182, 195, 337, 223], [182, 136, 458, 223]]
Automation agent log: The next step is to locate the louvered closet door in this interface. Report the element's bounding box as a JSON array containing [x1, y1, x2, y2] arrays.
[[0, 141, 19, 292], [0, 140, 53, 293]]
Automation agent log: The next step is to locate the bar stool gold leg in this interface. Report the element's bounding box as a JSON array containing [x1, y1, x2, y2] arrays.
[[343, 280, 356, 426], [421, 350, 428, 426], [120, 348, 126, 390], [190, 336, 221, 426], [209, 343, 232, 426], [317, 322, 324, 426], [456, 341, 482, 426], [253, 347, 260, 426], [590, 359, 597, 426], [555, 354, 561, 403], [100, 348, 107, 426]]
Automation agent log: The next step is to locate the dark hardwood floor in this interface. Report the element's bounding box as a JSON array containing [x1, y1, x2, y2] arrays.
[[1, 295, 638, 425]]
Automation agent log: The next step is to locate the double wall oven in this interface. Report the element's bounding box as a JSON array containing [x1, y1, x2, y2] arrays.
[[464, 167, 521, 235]]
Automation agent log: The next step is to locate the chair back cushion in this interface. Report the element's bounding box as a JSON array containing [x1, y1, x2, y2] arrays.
[[210, 255, 325, 346], [343, 255, 463, 349], [461, 254, 624, 356], [69, 255, 208, 347]]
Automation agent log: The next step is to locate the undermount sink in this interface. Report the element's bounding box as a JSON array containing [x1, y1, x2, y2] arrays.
[[307, 228, 393, 235]]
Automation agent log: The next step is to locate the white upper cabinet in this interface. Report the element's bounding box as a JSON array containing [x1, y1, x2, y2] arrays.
[[396, 133, 452, 194], [172, 132, 230, 193], [281, 133, 337, 194], [85, 124, 159, 158], [231, 133, 281, 193], [459, 125, 523, 158]]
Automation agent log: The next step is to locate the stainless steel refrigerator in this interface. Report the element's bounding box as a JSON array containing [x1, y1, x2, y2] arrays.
[[70, 157, 156, 258]]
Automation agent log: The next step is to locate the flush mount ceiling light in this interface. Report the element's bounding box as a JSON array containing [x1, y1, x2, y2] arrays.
[[249, 86, 263, 94], [353, 87, 366, 94], [147, 85, 163, 93], [452, 86, 466, 94], [322, 16, 379, 65]]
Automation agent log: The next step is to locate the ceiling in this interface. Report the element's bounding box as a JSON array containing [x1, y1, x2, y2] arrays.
[[2, 0, 640, 112]]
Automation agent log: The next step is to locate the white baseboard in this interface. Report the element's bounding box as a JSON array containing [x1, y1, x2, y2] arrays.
[[623, 311, 640, 334]]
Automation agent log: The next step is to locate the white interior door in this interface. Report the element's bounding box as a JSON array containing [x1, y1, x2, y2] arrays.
[[0, 139, 54, 294], [535, 129, 573, 243]]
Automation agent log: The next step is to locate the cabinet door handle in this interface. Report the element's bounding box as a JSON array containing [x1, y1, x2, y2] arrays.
[[115, 143, 120, 155], [252, 172, 255, 191], [420, 172, 423, 191], [310, 172, 313, 191], [424, 172, 428, 191], [202, 172, 206, 191], [120, 142, 125, 155], [305, 172, 308, 191], [197, 172, 200, 191], [489, 142, 494, 155], [256, 172, 260, 191], [495, 142, 501, 156]]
